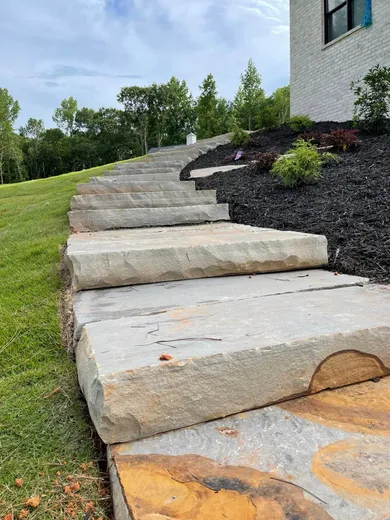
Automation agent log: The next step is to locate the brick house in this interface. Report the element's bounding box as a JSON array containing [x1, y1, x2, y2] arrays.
[[290, 0, 390, 121]]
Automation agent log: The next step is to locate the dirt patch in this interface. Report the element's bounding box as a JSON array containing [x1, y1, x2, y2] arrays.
[[182, 123, 390, 283]]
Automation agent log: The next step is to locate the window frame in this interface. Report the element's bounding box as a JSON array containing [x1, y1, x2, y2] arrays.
[[324, 0, 354, 44]]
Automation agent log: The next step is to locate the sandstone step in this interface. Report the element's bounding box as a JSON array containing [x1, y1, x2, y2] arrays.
[[65, 223, 328, 291], [114, 160, 187, 171], [68, 204, 230, 232], [73, 270, 367, 340], [76, 180, 196, 195], [104, 168, 181, 176], [70, 191, 217, 211], [108, 376, 390, 520], [92, 173, 180, 183], [77, 283, 390, 444]]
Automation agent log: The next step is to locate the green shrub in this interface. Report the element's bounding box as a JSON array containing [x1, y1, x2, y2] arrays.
[[261, 106, 278, 130], [288, 115, 314, 133], [271, 139, 336, 188], [230, 126, 249, 146], [351, 64, 390, 134]]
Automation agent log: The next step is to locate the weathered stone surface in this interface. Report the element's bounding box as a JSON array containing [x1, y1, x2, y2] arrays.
[[76, 284, 390, 444], [104, 169, 181, 178], [108, 377, 390, 520], [91, 173, 180, 183], [73, 270, 367, 340], [190, 164, 248, 178], [70, 191, 217, 211], [65, 223, 328, 290], [114, 160, 188, 171], [68, 204, 230, 232], [76, 180, 195, 195]]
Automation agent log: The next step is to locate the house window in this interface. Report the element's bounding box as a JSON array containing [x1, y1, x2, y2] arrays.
[[324, 0, 366, 43]]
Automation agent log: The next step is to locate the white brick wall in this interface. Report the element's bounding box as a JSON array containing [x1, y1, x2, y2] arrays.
[[290, 0, 390, 121]]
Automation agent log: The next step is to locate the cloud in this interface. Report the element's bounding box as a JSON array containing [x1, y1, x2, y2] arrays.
[[0, 0, 290, 126]]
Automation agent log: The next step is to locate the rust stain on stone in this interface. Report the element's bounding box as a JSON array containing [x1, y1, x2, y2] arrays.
[[114, 453, 332, 519], [312, 438, 390, 510], [216, 427, 239, 438], [309, 350, 389, 394], [280, 377, 390, 435]]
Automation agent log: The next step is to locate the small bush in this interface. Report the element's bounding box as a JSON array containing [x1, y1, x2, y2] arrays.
[[299, 131, 326, 146], [261, 107, 278, 131], [288, 115, 314, 133], [322, 129, 361, 150], [231, 127, 249, 146], [271, 139, 337, 188], [351, 64, 390, 134], [252, 151, 279, 171]]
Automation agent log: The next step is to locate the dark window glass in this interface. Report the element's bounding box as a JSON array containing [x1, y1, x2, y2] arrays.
[[328, 5, 348, 41], [325, 0, 369, 43]]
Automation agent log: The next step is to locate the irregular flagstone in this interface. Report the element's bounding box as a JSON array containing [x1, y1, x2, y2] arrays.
[[65, 223, 328, 290], [190, 164, 249, 178], [68, 204, 230, 232], [108, 377, 390, 520], [70, 191, 217, 211], [90, 173, 180, 183], [76, 284, 390, 444], [73, 270, 367, 340], [76, 180, 196, 195]]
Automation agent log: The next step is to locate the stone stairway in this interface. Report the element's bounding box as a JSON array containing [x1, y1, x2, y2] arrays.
[[65, 135, 390, 519]]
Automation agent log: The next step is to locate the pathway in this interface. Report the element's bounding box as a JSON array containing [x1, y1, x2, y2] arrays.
[[65, 135, 390, 519]]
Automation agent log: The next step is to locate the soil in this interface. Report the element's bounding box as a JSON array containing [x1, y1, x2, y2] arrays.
[[181, 123, 390, 283]]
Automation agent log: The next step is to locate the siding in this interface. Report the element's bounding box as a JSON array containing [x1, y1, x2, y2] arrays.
[[290, 0, 390, 121]]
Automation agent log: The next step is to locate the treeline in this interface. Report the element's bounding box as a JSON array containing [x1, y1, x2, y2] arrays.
[[0, 60, 290, 184]]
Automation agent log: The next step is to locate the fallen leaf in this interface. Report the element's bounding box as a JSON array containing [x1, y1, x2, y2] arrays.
[[2, 514, 13, 520], [18, 511, 29, 519], [15, 478, 23, 487], [159, 354, 173, 361], [70, 482, 80, 493], [64, 485, 72, 494], [42, 386, 61, 399], [85, 501, 95, 513], [25, 497, 40, 509]]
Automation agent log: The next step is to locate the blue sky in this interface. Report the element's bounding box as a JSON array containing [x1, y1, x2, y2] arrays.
[[0, 0, 290, 127]]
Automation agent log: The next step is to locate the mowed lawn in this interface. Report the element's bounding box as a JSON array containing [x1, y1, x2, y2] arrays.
[[0, 159, 142, 519]]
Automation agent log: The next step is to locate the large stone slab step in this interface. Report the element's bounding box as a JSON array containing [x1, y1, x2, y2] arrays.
[[114, 160, 187, 171], [73, 270, 367, 340], [77, 283, 390, 444], [91, 173, 180, 183], [65, 223, 328, 291], [108, 377, 390, 520], [70, 191, 217, 211], [104, 168, 181, 176], [68, 204, 230, 232], [76, 180, 195, 195]]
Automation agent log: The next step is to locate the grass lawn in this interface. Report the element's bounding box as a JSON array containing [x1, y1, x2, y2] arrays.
[[0, 158, 144, 520]]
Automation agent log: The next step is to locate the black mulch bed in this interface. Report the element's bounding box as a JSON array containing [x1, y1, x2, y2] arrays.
[[181, 123, 390, 283]]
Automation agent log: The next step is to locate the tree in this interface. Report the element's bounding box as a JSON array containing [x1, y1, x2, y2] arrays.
[[164, 77, 196, 145], [196, 74, 219, 139], [53, 96, 78, 135], [216, 98, 235, 134], [19, 118, 45, 179], [234, 59, 265, 130], [0, 88, 23, 184], [118, 86, 152, 154], [273, 86, 290, 126]]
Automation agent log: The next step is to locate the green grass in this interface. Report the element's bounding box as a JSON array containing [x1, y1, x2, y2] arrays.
[[0, 158, 144, 519]]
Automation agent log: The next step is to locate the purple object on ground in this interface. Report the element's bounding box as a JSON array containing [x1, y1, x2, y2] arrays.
[[234, 150, 243, 161]]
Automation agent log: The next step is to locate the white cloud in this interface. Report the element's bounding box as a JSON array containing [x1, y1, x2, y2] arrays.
[[0, 0, 290, 126]]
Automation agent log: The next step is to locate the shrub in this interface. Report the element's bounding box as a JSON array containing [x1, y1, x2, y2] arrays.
[[299, 131, 326, 146], [261, 106, 278, 130], [322, 129, 361, 150], [271, 139, 337, 188], [351, 64, 390, 134], [231, 126, 250, 146], [252, 151, 279, 171], [288, 115, 314, 133]]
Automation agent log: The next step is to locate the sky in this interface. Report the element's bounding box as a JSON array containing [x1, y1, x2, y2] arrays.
[[0, 0, 290, 127]]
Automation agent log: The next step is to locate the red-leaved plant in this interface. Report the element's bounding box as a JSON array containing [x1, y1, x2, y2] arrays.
[[322, 129, 361, 151], [252, 151, 279, 171]]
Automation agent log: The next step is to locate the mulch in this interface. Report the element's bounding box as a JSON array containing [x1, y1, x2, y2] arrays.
[[181, 123, 390, 283]]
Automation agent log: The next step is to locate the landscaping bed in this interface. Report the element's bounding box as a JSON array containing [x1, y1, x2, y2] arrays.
[[182, 123, 390, 283]]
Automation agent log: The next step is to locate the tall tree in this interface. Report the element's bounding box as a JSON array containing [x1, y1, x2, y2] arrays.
[[196, 74, 219, 139], [118, 86, 152, 155], [0, 88, 23, 184], [234, 59, 265, 130], [164, 77, 196, 145], [53, 96, 78, 135], [19, 118, 45, 179], [216, 98, 235, 134], [272, 85, 290, 126]]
